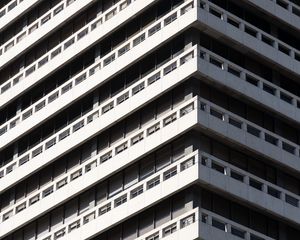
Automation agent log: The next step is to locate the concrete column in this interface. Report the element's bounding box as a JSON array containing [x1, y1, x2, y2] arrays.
[[244, 175, 250, 185], [225, 166, 230, 176], [245, 232, 251, 240], [222, 13, 227, 22], [240, 71, 246, 80], [273, 41, 279, 50], [257, 80, 263, 89], [257, 32, 262, 41], [223, 113, 229, 123], [290, 50, 295, 59], [259, 131, 265, 140], [262, 184, 268, 193]]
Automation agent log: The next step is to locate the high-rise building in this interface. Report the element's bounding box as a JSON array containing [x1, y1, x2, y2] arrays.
[[1, 0, 300, 239]]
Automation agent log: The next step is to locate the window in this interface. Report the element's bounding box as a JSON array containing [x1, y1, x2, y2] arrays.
[[70, 169, 82, 181], [83, 212, 95, 224], [123, 217, 138, 240], [131, 133, 143, 145], [130, 185, 143, 199], [156, 146, 171, 171], [124, 165, 138, 189], [16, 202, 26, 213], [115, 142, 128, 154], [3, 210, 13, 221], [147, 176, 160, 189], [64, 199, 78, 223], [54, 228, 65, 239], [163, 167, 177, 180], [146, 232, 159, 240], [163, 223, 176, 237], [114, 194, 127, 207], [79, 190, 95, 214], [181, 158, 194, 171], [43, 187, 53, 197], [99, 203, 111, 216], [96, 182, 107, 205], [68, 220, 80, 233], [100, 151, 112, 163], [85, 160, 97, 172], [139, 209, 154, 236], [156, 200, 171, 227], [29, 195, 40, 205], [37, 215, 50, 238], [109, 173, 123, 197], [140, 156, 155, 180], [181, 215, 194, 228]]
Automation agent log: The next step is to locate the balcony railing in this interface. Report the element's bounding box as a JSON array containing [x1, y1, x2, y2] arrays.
[[0, 0, 76, 56], [0, 42, 196, 180], [4, 150, 199, 239], [267, 0, 300, 19], [200, 151, 300, 210], [198, 96, 300, 157], [0, 0, 136, 95], [46, 154, 198, 240], [199, 0, 300, 63], [0, 96, 197, 222], [135, 208, 198, 240], [201, 209, 276, 240], [198, 46, 300, 111], [0, 0, 24, 20], [0, 0, 194, 137]]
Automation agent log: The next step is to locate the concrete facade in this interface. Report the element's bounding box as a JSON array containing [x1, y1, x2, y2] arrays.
[[1, 0, 300, 239]]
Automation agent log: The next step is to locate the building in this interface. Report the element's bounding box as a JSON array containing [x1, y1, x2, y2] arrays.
[[1, 0, 300, 239]]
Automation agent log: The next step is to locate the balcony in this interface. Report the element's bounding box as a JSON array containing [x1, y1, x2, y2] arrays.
[[200, 209, 275, 240], [0, 51, 197, 195], [0, 0, 195, 141], [197, 96, 300, 173], [0, 0, 136, 97], [0, 0, 42, 31], [0, 44, 196, 186], [240, 0, 300, 31], [0, 0, 76, 57], [62, 158, 199, 240], [197, 0, 300, 76], [135, 208, 199, 240], [196, 46, 300, 124], [0, 96, 197, 226], [0, 149, 200, 238], [0, 0, 24, 19], [199, 151, 300, 225]]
